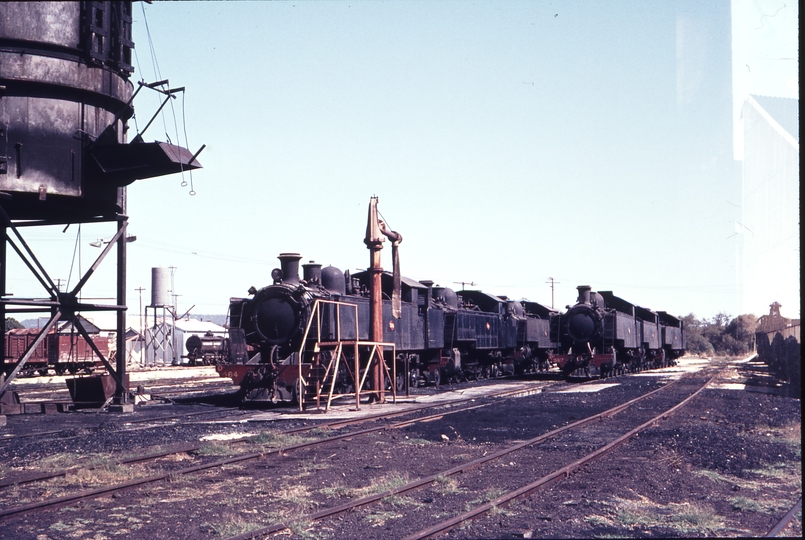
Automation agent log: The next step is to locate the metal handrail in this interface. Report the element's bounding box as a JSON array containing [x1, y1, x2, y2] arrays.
[[295, 299, 395, 412]]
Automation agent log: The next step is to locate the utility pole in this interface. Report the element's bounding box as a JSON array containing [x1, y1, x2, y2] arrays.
[[453, 281, 475, 291], [135, 287, 145, 365], [169, 266, 177, 365], [546, 277, 560, 309]]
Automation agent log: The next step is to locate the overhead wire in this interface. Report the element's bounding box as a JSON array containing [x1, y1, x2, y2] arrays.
[[138, 2, 193, 193], [66, 224, 81, 293], [181, 92, 195, 195]]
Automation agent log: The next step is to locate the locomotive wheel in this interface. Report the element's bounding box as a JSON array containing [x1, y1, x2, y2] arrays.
[[409, 369, 419, 389]]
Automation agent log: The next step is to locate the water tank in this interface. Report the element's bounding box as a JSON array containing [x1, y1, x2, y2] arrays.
[[0, 2, 201, 221], [151, 267, 170, 307]]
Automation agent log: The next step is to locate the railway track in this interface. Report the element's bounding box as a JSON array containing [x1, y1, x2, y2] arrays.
[[0, 380, 555, 518], [5, 373, 234, 403], [766, 497, 802, 537], [401, 373, 720, 539], [5, 360, 772, 540], [0, 405, 249, 444], [224, 369, 712, 539]]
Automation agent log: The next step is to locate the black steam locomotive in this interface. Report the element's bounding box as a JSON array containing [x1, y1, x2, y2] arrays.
[[214, 254, 686, 401], [552, 285, 686, 378]]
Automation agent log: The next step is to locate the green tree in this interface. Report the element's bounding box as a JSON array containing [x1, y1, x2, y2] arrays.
[[680, 313, 714, 355], [701, 312, 731, 353], [4, 317, 24, 332], [682, 312, 759, 357], [723, 314, 758, 355]]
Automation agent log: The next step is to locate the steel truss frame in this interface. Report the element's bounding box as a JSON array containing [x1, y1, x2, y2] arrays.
[[0, 205, 129, 405]]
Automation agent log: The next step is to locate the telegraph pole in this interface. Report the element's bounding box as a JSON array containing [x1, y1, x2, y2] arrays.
[[546, 277, 560, 309], [135, 287, 145, 365]]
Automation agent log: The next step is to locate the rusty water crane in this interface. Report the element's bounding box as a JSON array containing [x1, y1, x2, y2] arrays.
[[363, 196, 402, 403]]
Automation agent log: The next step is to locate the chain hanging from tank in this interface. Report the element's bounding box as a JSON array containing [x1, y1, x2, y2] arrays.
[[134, 1, 202, 196]]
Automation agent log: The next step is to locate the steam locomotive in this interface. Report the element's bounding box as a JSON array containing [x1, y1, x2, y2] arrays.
[[552, 285, 686, 378], [214, 253, 686, 402]]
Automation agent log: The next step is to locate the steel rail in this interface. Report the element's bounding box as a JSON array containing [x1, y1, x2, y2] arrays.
[[403, 373, 719, 539], [225, 379, 684, 540], [0, 382, 544, 489], [0, 397, 490, 491], [0, 382, 548, 517], [766, 497, 802, 537], [0, 404, 246, 444]]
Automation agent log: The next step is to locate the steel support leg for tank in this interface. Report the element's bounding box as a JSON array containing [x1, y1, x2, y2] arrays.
[[110, 216, 131, 412]]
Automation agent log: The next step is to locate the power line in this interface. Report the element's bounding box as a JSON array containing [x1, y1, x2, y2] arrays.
[[545, 277, 560, 309]]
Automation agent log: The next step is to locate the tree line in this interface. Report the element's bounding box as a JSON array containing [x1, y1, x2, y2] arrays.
[[681, 313, 758, 357]]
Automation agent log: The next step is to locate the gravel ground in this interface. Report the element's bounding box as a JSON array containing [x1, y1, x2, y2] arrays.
[[0, 357, 799, 539]]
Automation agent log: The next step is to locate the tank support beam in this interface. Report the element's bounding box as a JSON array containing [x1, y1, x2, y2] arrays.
[[0, 204, 130, 405]]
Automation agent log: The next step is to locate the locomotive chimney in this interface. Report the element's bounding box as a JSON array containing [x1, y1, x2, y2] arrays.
[[577, 285, 592, 304], [278, 253, 302, 285], [302, 261, 322, 284]]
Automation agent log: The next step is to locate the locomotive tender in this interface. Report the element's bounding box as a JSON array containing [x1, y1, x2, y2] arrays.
[[216, 255, 686, 401]]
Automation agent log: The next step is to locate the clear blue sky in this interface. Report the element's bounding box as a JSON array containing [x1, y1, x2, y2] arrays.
[[8, 0, 798, 322]]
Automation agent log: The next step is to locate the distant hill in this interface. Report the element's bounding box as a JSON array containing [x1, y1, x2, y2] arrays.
[[191, 314, 228, 327], [18, 319, 43, 329]]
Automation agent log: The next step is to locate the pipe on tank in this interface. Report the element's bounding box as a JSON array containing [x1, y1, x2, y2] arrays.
[[278, 253, 302, 285]]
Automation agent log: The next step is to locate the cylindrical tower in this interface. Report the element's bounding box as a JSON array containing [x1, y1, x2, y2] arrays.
[[0, 2, 202, 408], [0, 2, 132, 218], [151, 267, 170, 307], [0, 2, 201, 221]]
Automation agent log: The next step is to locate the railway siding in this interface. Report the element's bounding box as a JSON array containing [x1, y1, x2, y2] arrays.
[[0, 356, 799, 539]]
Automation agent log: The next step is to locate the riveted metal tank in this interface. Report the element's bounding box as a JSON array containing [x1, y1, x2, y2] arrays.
[[0, 1, 201, 221], [151, 267, 170, 307]]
